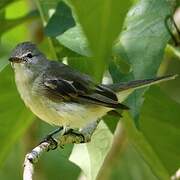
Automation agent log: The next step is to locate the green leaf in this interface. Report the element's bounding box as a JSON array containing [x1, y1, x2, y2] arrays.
[[53, 40, 83, 59], [111, 0, 173, 122], [140, 87, 180, 174], [0, 56, 9, 72], [0, 66, 34, 167], [68, 0, 132, 81], [69, 121, 113, 180], [165, 44, 180, 60], [44, 1, 75, 37], [108, 143, 158, 180], [112, 56, 131, 74], [122, 112, 170, 180], [57, 26, 91, 56], [68, 57, 94, 77], [120, 0, 172, 78], [0, 10, 39, 36], [35, 0, 59, 23], [34, 0, 59, 59], [0, 0, 17, 9]]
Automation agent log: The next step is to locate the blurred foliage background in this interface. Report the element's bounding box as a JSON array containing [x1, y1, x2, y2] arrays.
[[0, 0, 180, 180]]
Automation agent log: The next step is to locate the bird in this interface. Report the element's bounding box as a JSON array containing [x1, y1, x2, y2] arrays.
[[9, 42, 176, 130]]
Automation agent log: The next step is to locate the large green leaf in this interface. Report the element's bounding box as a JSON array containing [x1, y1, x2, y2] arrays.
[[69, 121, 113, 180], [67, 0, 132, 81], [67, 57, 95, 77], [44, 1, 75, 37], [57, 26, 91, 56], [0, 66, 34, 167], [105, 143, 158, 180], [122, 112, 170, 180], [140, 87, 180, 175], [101, 79, 178, 180], [106, 0, 177, 179], [111, 0, 173, 122], [119, 0, 172, 78]]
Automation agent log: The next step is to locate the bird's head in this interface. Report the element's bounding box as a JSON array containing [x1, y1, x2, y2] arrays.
[[9, 42, 46, 67]]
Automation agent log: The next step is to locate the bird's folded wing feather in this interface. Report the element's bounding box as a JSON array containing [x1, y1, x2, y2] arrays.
[[40, 62, 128, 109], [43, 77, 128, 109]]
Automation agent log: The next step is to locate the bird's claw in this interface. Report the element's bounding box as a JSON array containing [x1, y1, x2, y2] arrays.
[[39, 135, 58, 151], [39, 127, 63, 150], [64, 129, 87, 143]]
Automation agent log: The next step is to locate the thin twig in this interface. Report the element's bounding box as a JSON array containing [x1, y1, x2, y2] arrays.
[[23, 142, 51, 180], [23, 120, 100, 180]]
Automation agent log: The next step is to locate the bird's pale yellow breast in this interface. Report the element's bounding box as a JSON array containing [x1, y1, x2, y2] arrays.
[[13, 63, 110, 128]]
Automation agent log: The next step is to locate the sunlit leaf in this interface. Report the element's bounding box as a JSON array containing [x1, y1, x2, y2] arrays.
[[0, 10, 39, 36], [57, 26, 91, 56], [111, 0, 173, 121], [69, 121, 113, 180], [0, 0, 17, 9], [68, 0, 132, 81]]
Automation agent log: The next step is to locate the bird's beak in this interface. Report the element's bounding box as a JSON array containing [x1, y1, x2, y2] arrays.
[[9, 57, 23, 63]]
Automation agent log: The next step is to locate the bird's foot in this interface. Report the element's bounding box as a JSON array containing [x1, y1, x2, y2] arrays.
[[40, 127, 63, 150], [63, 128, 89, 143]]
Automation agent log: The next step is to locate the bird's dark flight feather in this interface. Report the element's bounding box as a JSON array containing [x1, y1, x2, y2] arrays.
[[41, 61, 129, 109]]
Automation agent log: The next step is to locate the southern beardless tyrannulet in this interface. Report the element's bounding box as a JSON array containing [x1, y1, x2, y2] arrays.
[[9, 42, 176, 129]]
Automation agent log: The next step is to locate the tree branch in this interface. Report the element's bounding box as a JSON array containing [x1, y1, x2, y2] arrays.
[[23, 120, 100, 180]]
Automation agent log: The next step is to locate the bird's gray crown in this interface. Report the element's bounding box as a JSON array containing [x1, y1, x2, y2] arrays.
[[9, 41, 47, 67], [10, 41, 39, 58]]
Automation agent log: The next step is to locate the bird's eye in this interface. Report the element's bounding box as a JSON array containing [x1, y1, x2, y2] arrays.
[[26, 53, 33, 58]]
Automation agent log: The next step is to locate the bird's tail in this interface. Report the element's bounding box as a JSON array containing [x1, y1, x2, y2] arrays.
[[108, 74, 177, 102], [110, 74, 177, 92]]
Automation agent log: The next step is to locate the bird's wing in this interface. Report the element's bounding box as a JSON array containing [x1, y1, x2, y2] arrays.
[[41, 62, 128, 109]]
